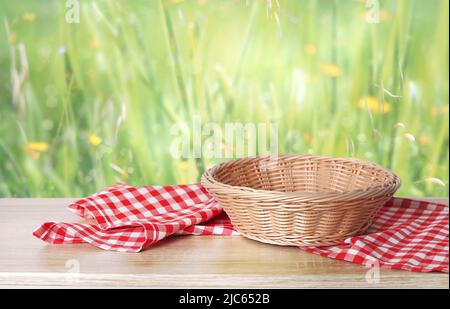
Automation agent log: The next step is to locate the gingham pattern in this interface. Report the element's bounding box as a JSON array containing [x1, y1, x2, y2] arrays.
[[34, 184, 448, 273], [302, 198, 449, 273], [33, 183, 237, 252]]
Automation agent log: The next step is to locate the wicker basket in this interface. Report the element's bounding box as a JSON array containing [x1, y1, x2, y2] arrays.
[[201, 154, 400, 247]]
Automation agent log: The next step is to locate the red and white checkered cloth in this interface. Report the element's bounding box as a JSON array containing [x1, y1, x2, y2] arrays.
[[34, 183, 448, 273], [302, 197, 449, 273], [33, 183, 236, 252]]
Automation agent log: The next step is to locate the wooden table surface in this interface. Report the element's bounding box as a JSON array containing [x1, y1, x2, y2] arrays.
[[0, 197, 448, 288]]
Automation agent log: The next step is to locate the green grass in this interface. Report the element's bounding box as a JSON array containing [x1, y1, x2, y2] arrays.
[[0, 0, 448, 197]]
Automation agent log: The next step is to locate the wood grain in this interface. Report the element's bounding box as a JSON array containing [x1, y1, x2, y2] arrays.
[[0, 197, 448, 288]]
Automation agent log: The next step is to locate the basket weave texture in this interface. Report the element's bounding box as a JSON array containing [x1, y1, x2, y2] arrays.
[[201, 154, 401, 247]]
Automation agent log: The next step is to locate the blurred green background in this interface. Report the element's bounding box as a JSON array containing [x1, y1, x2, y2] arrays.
[[0, 0, 448, 197]]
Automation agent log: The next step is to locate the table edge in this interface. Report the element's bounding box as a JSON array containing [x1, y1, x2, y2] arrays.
[[0, 272, 448, 288]]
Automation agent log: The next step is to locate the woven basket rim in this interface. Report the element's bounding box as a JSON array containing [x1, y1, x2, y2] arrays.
[[201, 154, 401, 202]]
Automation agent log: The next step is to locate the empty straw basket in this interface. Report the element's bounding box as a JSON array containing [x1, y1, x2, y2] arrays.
[[201, 154, 401, 247]]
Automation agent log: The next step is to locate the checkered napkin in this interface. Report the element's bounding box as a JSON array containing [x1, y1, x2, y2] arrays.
[[301, 198, 449, 273], [34, 183, 448, 273], [33, 183, 236, 252]]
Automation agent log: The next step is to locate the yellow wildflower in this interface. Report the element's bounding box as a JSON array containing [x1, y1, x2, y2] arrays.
[[357, 96, 392, 114], [303, 132, 313, 145], [304, 43, 317, 56], [90, 39, 101, 49], [22, 12, 37, 22], [431, 107, 438, 116], [8, 32, 16, 44], [197, 0, 207, 5], [25, 141, 49, 159], [220, 143, 234, 156], [419, 135, 430, 145], [27, 142, 49, 152], [178, 161, 189, 170], [379, 10, 390, 22], [320, 64, 341, 77], [88, 133, 102, 147]]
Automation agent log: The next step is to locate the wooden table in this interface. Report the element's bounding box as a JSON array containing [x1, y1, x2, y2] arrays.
[[0, 198, 448, 288]]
